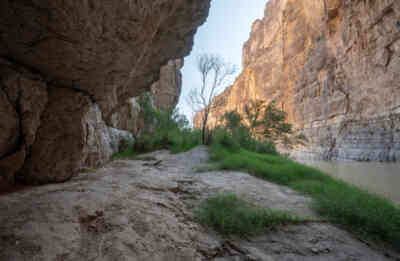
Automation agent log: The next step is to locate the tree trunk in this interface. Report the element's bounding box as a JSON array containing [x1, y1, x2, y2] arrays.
[[202, 112, 209, 145]]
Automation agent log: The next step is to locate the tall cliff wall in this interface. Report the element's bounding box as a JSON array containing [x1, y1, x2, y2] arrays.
[[0, 0, 210, 187], [203, 0, 400, 161]]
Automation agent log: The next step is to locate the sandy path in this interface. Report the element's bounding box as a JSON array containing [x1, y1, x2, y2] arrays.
[[0, 146, 398, 260]]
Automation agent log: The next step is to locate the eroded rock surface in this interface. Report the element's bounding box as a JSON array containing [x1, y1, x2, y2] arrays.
[[201, 0, 400, 161], [151, 59, 183, 110], [0, 59, 48, 186], [0, 147, 397, 260], [0, 1, 209, 115], [109, 59, 184, 134], [0, 1, 210, 185]]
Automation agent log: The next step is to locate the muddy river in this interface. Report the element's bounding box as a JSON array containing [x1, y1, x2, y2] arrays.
[[299, 160, 400, 205]]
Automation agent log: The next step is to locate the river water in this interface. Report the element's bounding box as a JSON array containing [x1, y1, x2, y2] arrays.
[[298, 160, 400, 205]]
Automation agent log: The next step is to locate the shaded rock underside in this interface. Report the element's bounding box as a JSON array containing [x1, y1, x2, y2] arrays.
[[0, 0, 210, 186]]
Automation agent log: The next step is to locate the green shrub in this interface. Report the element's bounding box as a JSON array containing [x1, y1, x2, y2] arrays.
[[119, 139, 134, 153], [112, 139, 137, 160], [210, 126, 277, 155], [211, 127, 241, 151], [169, 128, 202, 153], [132, 108, 202, 154], [113, 95, 202, 159], [214, 110, 278, 155], [244, 138, 277, 154]]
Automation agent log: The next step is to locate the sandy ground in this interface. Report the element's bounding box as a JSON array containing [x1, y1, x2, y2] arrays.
[[0, 146, 398, 261]]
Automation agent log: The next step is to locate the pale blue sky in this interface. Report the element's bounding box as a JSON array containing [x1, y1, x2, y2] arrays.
[[177, 0, 268, 120]]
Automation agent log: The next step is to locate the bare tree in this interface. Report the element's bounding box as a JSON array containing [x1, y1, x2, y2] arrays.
[[186, 54, 236, 144]]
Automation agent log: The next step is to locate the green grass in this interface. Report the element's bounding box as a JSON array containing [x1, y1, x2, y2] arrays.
[[111, 151, 138, 160], [198, 193, 303, 235], [168, 129, 202, 153], [210, 143, 400, 249], [133, 129, 202, 154], [111, 129, 201, 160], [112, 130, 201, 160]]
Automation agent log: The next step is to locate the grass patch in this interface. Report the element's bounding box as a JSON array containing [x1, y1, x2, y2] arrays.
[[141, 128, 201, 154], [111, 129, 201, 160], [111, 139, 138, 160], [134, 96, 202, 154], [210, 143, 400, 249], [111, 151, 138, 160], [198, 193, 303, 235], [112, 95, 202, 160]]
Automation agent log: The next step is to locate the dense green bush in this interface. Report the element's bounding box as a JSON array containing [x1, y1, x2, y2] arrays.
[[112, 96, 202, 159], [133, 107, 202, 153], [211, 110, 277, 155], [112, 139, 137, 160], [211, 126, 277, 155]]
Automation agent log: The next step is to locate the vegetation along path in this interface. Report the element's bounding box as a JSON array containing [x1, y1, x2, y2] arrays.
[[0, 147, 399, 260]]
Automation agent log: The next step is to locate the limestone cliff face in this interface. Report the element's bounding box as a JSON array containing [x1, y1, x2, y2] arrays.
[[0, 0, 210, 186], [110, 59, 184, 135], [203, 0, 400, 161]]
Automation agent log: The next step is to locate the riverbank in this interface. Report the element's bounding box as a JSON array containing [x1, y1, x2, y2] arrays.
[[298, 160, 400, 205], [209, 143, 400, 251]]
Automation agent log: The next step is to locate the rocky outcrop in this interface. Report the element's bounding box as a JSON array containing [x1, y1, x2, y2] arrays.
[[0, 0, 210, 186], [202, 0, 400, 161], [109, 59, 184, 135], [0, 59, 48, 186], [151, 59, 183, 110]]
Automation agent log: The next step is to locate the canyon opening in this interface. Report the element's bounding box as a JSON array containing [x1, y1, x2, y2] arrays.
[[1, 1, 400, 260]]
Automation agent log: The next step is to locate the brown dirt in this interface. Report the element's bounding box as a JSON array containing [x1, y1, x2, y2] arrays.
[[0, 146, 398, 260]]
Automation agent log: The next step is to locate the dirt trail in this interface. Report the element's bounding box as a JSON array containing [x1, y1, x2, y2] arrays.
[[0, 146, 398, 260]]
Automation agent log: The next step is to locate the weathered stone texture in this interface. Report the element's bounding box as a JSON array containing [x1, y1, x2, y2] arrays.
[[0, 60, 48, 185], [19, 88, 95, 184], [0, 0, 209, 116], [109, 59, 184, 134], [204, 0, 400, 161], [0, 89, 19, 159], [83, 105, 134, 170], [0, 0, 210, 185], [151, 59, 183, 110]]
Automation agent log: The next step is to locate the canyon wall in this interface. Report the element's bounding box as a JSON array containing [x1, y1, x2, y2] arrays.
[[203, 0, 400, 161], [0, 0, 210, 187], [109, 58, 184, 135]]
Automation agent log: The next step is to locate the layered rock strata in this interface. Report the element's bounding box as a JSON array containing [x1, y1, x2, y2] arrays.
[[201, 0, 400, 161], [0, 0, 210, 186]]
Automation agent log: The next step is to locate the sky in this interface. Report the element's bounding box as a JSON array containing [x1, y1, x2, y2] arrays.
[[177, 0, 268, 121]]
